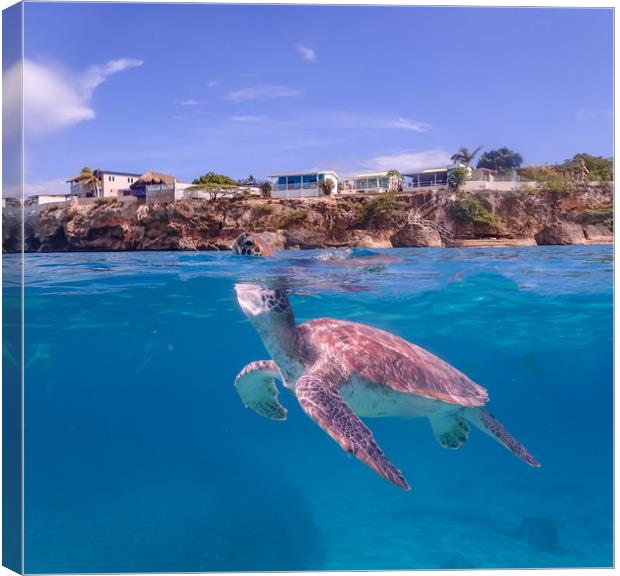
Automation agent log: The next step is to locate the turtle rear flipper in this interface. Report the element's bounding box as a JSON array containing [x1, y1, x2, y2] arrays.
[[234, 360, 287, 420], [466, 407, 540, 467], [429, 412, 470, 450]]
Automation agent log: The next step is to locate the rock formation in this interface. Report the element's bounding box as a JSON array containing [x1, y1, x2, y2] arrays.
[[390, 224, 442, 247], [3, 183, 612, 253], [534, 223, 587, 245]]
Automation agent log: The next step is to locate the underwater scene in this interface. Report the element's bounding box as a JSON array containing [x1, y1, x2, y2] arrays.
[[10, 245, 613, 572]]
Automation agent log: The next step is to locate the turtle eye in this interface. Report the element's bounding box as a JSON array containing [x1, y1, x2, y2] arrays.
[[244, 240, 254, 247]]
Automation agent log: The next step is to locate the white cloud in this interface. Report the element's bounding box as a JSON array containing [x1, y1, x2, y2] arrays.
[[389, 117, 431, 132], [576, 108, 596, 121], [225, 84, 301, 102], [207, 80, 219, 87], [231, 115, 266, 122], [179, 99, 207, 107], [80, 58, 143, 94], [3, 178, 68, 198], [4, 57, 143, 136], [24, 178, 68, 197], [361, 149, 452, 172], [576, 107, 613, 121], [295, 44, 317, 63]]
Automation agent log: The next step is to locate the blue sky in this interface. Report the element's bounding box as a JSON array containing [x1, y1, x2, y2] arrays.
[[8, 3, 614, 195]]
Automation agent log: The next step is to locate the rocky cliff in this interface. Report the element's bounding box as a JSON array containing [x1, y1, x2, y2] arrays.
[[4, 184, 613, 253]]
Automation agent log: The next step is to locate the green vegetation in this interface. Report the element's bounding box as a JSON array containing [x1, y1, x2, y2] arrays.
[[94, 197, 115, 206], [558, 153, 613, 182], [582, 204, 613, 229], [190, 172, 239, 202], [357, 192, 407, 228], [77, 167, 102, 197], [518, 154, 613, 195], [448, 167, 468, 190], [450, 193, 498, 227], [450, 146, 483, 167], [278, 208, 308, 228], [251, 204, 275, 219], [192, 171, 237, 186], [477, 147, 523, 174], [386, 169, 403, 192], [320, 179, 335, 196], [260, 181, 272, 197]]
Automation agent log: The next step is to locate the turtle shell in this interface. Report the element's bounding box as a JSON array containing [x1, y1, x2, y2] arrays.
[[299, 318, 488, 407]]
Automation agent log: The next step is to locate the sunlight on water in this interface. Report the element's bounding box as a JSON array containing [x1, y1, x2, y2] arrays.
[[10, 245, 612, 572]]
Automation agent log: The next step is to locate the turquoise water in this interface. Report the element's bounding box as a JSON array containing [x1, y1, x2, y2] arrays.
[[8, 245, 613, 572]]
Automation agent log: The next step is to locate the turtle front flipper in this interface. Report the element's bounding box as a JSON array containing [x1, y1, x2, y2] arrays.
[[296, 357, 410, 491], [234, 360, 287, 421]]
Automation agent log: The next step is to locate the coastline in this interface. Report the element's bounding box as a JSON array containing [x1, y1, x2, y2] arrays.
[[4, 186, 613, 254]]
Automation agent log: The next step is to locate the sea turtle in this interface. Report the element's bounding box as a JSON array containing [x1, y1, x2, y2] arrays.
[[231, 232, 274, 257], [231, 231, 402, 267], [234, 283, 540, 490]]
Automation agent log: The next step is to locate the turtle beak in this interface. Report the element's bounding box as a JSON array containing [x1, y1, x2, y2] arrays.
[[235, 283, 266, 317]]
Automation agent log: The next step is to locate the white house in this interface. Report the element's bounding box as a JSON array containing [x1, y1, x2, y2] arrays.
[[25, 193, 72, 207], [269, 171, 340, 199], [347, 172, 399, 194], [401, 163, 470, 189]]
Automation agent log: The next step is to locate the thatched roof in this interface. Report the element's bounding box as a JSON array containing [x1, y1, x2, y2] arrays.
[[131, 171, 176, 188]]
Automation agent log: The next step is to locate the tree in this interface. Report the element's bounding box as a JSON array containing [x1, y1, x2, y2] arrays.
[[190, 172, 234, 201], [77, 167, 102, 198], [320, 178, 335, 196], [386, 169, 403, 192], [476, 147, 523, 174], [192, 171, 237, 186], [450, 146, 483, 167], [260, 181, 272, 198], [190, 171, 239, 201], [448, 167, 468, 190], [559, 153, 613, 182]]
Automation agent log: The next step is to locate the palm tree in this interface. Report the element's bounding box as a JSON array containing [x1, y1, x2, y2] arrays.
[[450, 146, 483, 167], [78, 167, 102, 198], [386, 168, 403, 192]]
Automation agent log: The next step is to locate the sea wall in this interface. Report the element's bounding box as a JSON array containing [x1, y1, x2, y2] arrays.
[[3, 184, 613, 253]]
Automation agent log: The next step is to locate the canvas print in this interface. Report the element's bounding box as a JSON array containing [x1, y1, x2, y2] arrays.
[[2, 2, 613, 573]]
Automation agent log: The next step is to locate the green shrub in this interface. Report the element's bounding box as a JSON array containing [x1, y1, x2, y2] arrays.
[[582, 204, 613, 229], [450, 193, 498, 227], [278, 208, 308, 228], [94, 198, 114, 206], [538, 176, 570, 195], [357, 192, 407, 228], [448, 167, 468, 190], [252, 204, 275, 219]]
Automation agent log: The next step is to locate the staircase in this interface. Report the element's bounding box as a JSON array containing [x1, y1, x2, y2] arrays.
[[407, 199, 455, 241]]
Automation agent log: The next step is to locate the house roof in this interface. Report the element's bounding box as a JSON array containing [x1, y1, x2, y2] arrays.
[[401, 163, 466, 177], [269, 170, 340, 178], [352, 172, 391, 178], [130, 171, 177, 188], [67, 169, 142, 182]]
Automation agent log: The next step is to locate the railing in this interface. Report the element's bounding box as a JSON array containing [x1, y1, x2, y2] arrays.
[[403, 181, 448, 190], [273, 182, 320, 192], [410, 198, 436, 222], [271, 186, 322, 199], [407, 207, 455, 241]]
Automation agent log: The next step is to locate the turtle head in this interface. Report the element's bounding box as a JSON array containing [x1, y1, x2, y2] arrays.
[[235, 283, 296, 347], [232, 233, 274, 257]]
